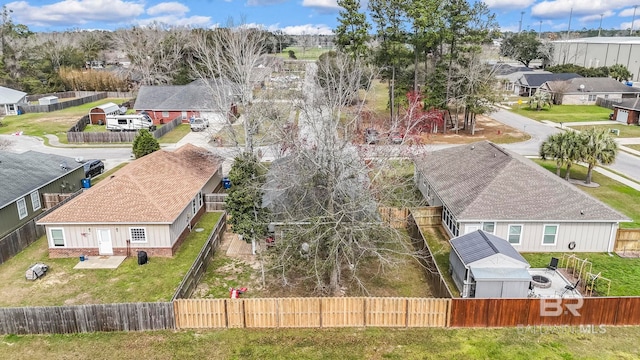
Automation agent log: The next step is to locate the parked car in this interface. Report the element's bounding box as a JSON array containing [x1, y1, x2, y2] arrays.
[[83, 159, 104, 178], [389, 130, 403, 144], [365, 128, 379, 144], [190, 118, 210, 131]]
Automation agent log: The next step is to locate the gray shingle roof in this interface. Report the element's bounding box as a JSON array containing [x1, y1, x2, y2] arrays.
[[0, 86, 26, 104], [133, 80, 235, 111], [543, 77, 640, 94], [450, 230, 529, 266], [414, 141, 629, 222], [0, 151, 82, 207], [518, 73, 582, 87], [613, 97, 640, 111]]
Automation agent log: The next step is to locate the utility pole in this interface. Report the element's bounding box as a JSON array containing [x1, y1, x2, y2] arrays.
[[539, 20, 543, 39], [567, 7, 573, 38], [518, 11, 525, 33], [631, 5, 639, 36], [598, 14, 604, 37]]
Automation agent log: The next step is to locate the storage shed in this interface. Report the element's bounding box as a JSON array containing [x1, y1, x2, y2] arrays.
[[449, 230, 531, 298], [89, 102, 121, 125], [38, 96, 59, 105]]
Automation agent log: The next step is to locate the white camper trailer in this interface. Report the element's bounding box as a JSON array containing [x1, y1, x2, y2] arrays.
[[106, 114, 156, 131]]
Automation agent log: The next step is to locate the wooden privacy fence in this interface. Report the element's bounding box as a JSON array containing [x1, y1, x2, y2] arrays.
[[67, 116, 181, 143], [205, 193, 227, 211], [377, 207, 442, 229], [172, 214, 227, 300], [0, 302, 175, 335], [449, 297, 640, 327], [407, 213, 453, 298], [173, 297, 450, 329], [614, 228, 640, 253]]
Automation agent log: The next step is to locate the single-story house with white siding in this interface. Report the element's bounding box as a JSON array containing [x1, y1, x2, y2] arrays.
[[414, 141, 630, 253], [37, 144, 223, 258], [539, 77, 640, 105], [0, 86, 27, 115]]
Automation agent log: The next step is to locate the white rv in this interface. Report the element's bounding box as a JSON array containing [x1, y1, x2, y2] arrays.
[[106, 114, 156, 131]]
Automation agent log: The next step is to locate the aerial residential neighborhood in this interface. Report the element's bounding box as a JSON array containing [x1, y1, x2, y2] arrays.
[[3, 0, 640, 358]]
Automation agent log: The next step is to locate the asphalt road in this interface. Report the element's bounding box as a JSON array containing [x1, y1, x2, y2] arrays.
[[492, 108, 640, 182]]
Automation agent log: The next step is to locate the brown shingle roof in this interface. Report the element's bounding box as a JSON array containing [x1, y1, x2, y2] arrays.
[[414, 141, 628, 222], [38, 144, 221, 224]]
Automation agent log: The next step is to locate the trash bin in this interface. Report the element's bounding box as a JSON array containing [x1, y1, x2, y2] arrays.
[[79, 255, 85, 261], [222, 177, 231, 189], [81, 178, 91, 188], [137, 251, 148, 265]]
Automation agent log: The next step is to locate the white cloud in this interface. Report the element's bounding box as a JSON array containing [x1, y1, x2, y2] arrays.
[[619, 6, 640, 17], [302, 0, 340, 12], [277, 23, 334, 35], [147, 2, 189, 16], [532, 0, 639, 20], [482, 0, 536, 10], [619, 19, 640, 30], [579, 10, 614, 23], [7, 0, 145, 27], [246, 0, 288, 5]]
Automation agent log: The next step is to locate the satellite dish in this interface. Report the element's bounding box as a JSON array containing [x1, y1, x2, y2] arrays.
[[579, 84, 585, 91], [75, 157, 84, 163]]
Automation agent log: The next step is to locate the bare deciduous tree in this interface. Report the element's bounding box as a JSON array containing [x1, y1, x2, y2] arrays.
[[189, 19, 273, 154], [262, 53, 427, 296]]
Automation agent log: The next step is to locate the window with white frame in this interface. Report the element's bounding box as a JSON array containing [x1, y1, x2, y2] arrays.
[[588, 94, 597, 101], [192, 198, 197, 215], [162, 111, 169, 117], [542, 225, 558, 245], [198, 192, 203, 207], [482, 222, 495, 234], [129, 228, 147, 243], [30, 190, 41, 211], [16, 198, 28, 219], [508, 225, 523, 245], [50, 228, 65, 247]]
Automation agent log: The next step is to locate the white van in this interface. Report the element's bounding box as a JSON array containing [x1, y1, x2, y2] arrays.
[[106, 114, 156, 131]]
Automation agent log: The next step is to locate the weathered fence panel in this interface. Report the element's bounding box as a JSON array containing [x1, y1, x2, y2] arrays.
[[67, 115, 181, 143], [173, 299, 227, 329], [614, 228, 640, 253], [321, 297, 365, 327], [411, 207, 442, 227], [366, 297, 407, 327], [278, 297, 321, 328], [205, 193, 227, 211], [172, 214, 226, 300], [0, 303, 174, 335], [407, 212, 453, 298], [407, 298, 450, 327], [244, 298, 279, 328], [378, 207, 409, 228]]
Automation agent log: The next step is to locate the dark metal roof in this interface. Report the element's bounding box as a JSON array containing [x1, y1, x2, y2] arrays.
[[450, 230, 528, 266], [414, 141, 629, 222], [0, 151, 82, 207]]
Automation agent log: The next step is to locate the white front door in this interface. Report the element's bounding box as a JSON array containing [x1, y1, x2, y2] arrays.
[[97, 229, 113, 255], [465, 224, 481, 234]]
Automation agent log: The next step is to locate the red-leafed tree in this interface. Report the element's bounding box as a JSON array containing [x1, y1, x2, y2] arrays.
[[400, 91, 444, 137]]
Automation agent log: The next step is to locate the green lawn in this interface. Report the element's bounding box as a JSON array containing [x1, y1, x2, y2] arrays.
[[2, 326, 640, 359], [277, 46, 331, 60], [535, 160, 640, 228], [157, 123, 191, 144], [570, 124, 640, 138], [0, 212, 222, 306], [0, 98, 128, 138], [523, 252, 640, 296], [510, 105, 612, 123]]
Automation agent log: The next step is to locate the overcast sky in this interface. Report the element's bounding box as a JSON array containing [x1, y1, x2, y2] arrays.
[[7, 0, 640, 35]]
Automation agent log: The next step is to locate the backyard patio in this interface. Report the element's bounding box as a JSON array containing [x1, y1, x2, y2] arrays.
[[528, 268, 582, 298]]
